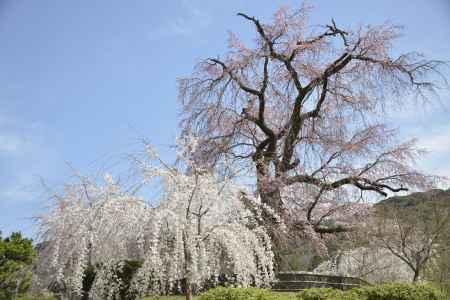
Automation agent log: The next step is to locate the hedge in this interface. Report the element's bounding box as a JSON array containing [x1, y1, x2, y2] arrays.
[[198, 287, 295, 300], [296, 284, 444, 300], [198, 284, 444, 300], [352, 283, 444, 300]]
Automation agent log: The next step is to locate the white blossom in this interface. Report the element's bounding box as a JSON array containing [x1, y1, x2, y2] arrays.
[[35, 150, 275, 299]]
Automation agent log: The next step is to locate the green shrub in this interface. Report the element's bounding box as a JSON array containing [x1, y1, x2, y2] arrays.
[[296, 288, 346, 300], [198, 287, 294, 300], [296, 284, 444, 300], [271, 292, 297, 300], [197, 285, 444, 300], [352, 283, 444, 300]]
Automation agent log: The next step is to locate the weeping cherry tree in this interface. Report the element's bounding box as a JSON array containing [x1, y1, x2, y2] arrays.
[[178, 5, 447, 253], [35, 146, 275, 300]]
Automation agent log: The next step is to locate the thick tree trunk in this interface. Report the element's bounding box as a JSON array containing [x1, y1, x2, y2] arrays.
[[256, 161, 282, 214], [260, 188, 283, 214], [256, 168, 285, 270]]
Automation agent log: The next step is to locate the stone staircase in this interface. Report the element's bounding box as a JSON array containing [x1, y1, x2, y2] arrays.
[[272, 272, 367, 292]]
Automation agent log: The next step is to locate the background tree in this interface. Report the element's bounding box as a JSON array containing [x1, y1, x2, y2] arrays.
[[0, 231, 37, 300], [425, 241, 450, 297], [178, 5, 446, 250], [315, 189, 450, 284], [372, 195, 450, 282]]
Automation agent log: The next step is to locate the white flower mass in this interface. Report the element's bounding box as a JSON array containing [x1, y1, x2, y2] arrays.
[[34, 149, 275, 299]]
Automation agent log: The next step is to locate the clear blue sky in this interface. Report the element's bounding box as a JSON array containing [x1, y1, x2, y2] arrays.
[[1, 0, 449, 238]]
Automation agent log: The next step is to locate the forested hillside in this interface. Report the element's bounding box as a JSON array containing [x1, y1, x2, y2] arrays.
[[377, 189, 450, 208]]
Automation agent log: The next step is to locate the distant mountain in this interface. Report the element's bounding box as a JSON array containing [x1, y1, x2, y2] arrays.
[[376, 188, 450, 209]]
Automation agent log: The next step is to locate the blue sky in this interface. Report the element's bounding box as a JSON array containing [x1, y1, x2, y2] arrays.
[[1, 0, 449, 238]]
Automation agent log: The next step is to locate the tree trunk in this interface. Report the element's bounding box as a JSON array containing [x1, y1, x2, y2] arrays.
[[185, 283, 193, 300], [412, 269, 420, 283], [14, 277, 22, 298], [260, 188, 282, 213], [256, 161, 283, 214], [257, 170, 285, 270], [183, 231, 193, 300]]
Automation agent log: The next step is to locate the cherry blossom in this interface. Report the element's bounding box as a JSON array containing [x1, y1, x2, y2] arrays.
[[35, 149, 275, 300]]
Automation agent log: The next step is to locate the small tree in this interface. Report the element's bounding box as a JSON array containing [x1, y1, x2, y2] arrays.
[[373, 196, 450, 282], [314, 191, 450, 283]]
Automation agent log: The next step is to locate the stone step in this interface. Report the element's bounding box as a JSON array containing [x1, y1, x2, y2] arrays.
[[271, 272, 368, 292], [272, 280, 360, 290], [276, 272, 362, 285], [272, 289, 304, 293]]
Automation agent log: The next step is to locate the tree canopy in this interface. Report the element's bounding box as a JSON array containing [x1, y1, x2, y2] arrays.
[[178, 5, 447, 247], [0, 231, 36, 299]]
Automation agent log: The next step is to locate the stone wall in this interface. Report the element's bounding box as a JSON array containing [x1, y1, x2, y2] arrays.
[[272, 272, 367, 292]]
